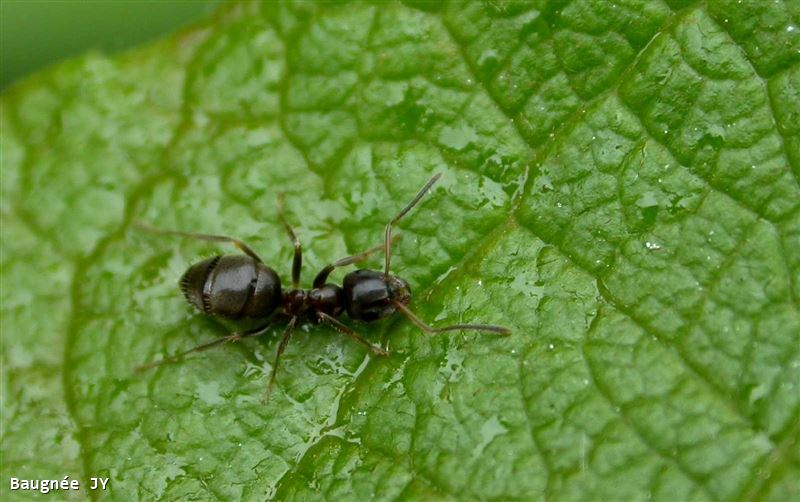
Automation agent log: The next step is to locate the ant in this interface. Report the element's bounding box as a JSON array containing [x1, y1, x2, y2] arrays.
[[135, 173, 510, 400]]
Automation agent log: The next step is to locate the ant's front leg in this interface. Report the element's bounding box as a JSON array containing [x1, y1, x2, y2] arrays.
[[312, 236, 401, 288]]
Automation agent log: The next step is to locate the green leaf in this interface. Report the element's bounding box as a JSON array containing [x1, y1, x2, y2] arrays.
[[2, 1, 798, 500]]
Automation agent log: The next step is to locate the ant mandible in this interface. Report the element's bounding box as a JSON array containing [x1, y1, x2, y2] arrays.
[[136, 173, 510, 400]]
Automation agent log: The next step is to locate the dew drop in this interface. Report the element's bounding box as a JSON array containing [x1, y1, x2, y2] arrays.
[[548, 343, 555, 350], [645, 241, 661, 250]]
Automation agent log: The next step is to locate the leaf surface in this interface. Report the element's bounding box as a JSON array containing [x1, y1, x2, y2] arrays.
[[2, 1, 799, 500]]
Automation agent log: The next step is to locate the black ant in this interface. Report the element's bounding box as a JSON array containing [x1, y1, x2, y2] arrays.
[[135, 173, 510, 400]]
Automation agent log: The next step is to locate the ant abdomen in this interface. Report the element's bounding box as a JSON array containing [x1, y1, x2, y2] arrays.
[[180, 254, 282, 320]]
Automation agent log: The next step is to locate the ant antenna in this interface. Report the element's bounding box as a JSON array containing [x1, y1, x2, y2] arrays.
[[384, 173, 442, 277], [392, 300, 511, 335]]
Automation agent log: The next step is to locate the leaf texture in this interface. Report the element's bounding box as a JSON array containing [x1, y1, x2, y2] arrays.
[[2, 1, 798, 500]]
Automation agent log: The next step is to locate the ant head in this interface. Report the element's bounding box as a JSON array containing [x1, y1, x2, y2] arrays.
[[386, 274, 411, 306], [343, 270, 411, 321]]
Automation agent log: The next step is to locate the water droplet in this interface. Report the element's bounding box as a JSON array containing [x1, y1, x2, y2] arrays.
[[645, 241, 661, 250], [787, 25, 798, 33], [548, 343, 555, 350]]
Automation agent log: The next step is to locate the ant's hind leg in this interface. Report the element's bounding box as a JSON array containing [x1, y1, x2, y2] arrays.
[[135, 321, 274, 372], [277, 195, 302, 288], [134, 223, 263, 263], [391, 300, 511, 335], [317, 312, 389, 356], [263, 316, 298, 403]]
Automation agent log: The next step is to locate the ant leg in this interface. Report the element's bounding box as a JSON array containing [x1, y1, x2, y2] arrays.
[[384, 173, 441, 277], [263, 316, 298, 403], [312, 236, 400, 288], [317, 312, 389, 356], [134, 222, 263, 263], [391, 300, 511, 335], [135, 321, 274, 372], [277, 194, 302, 288]]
